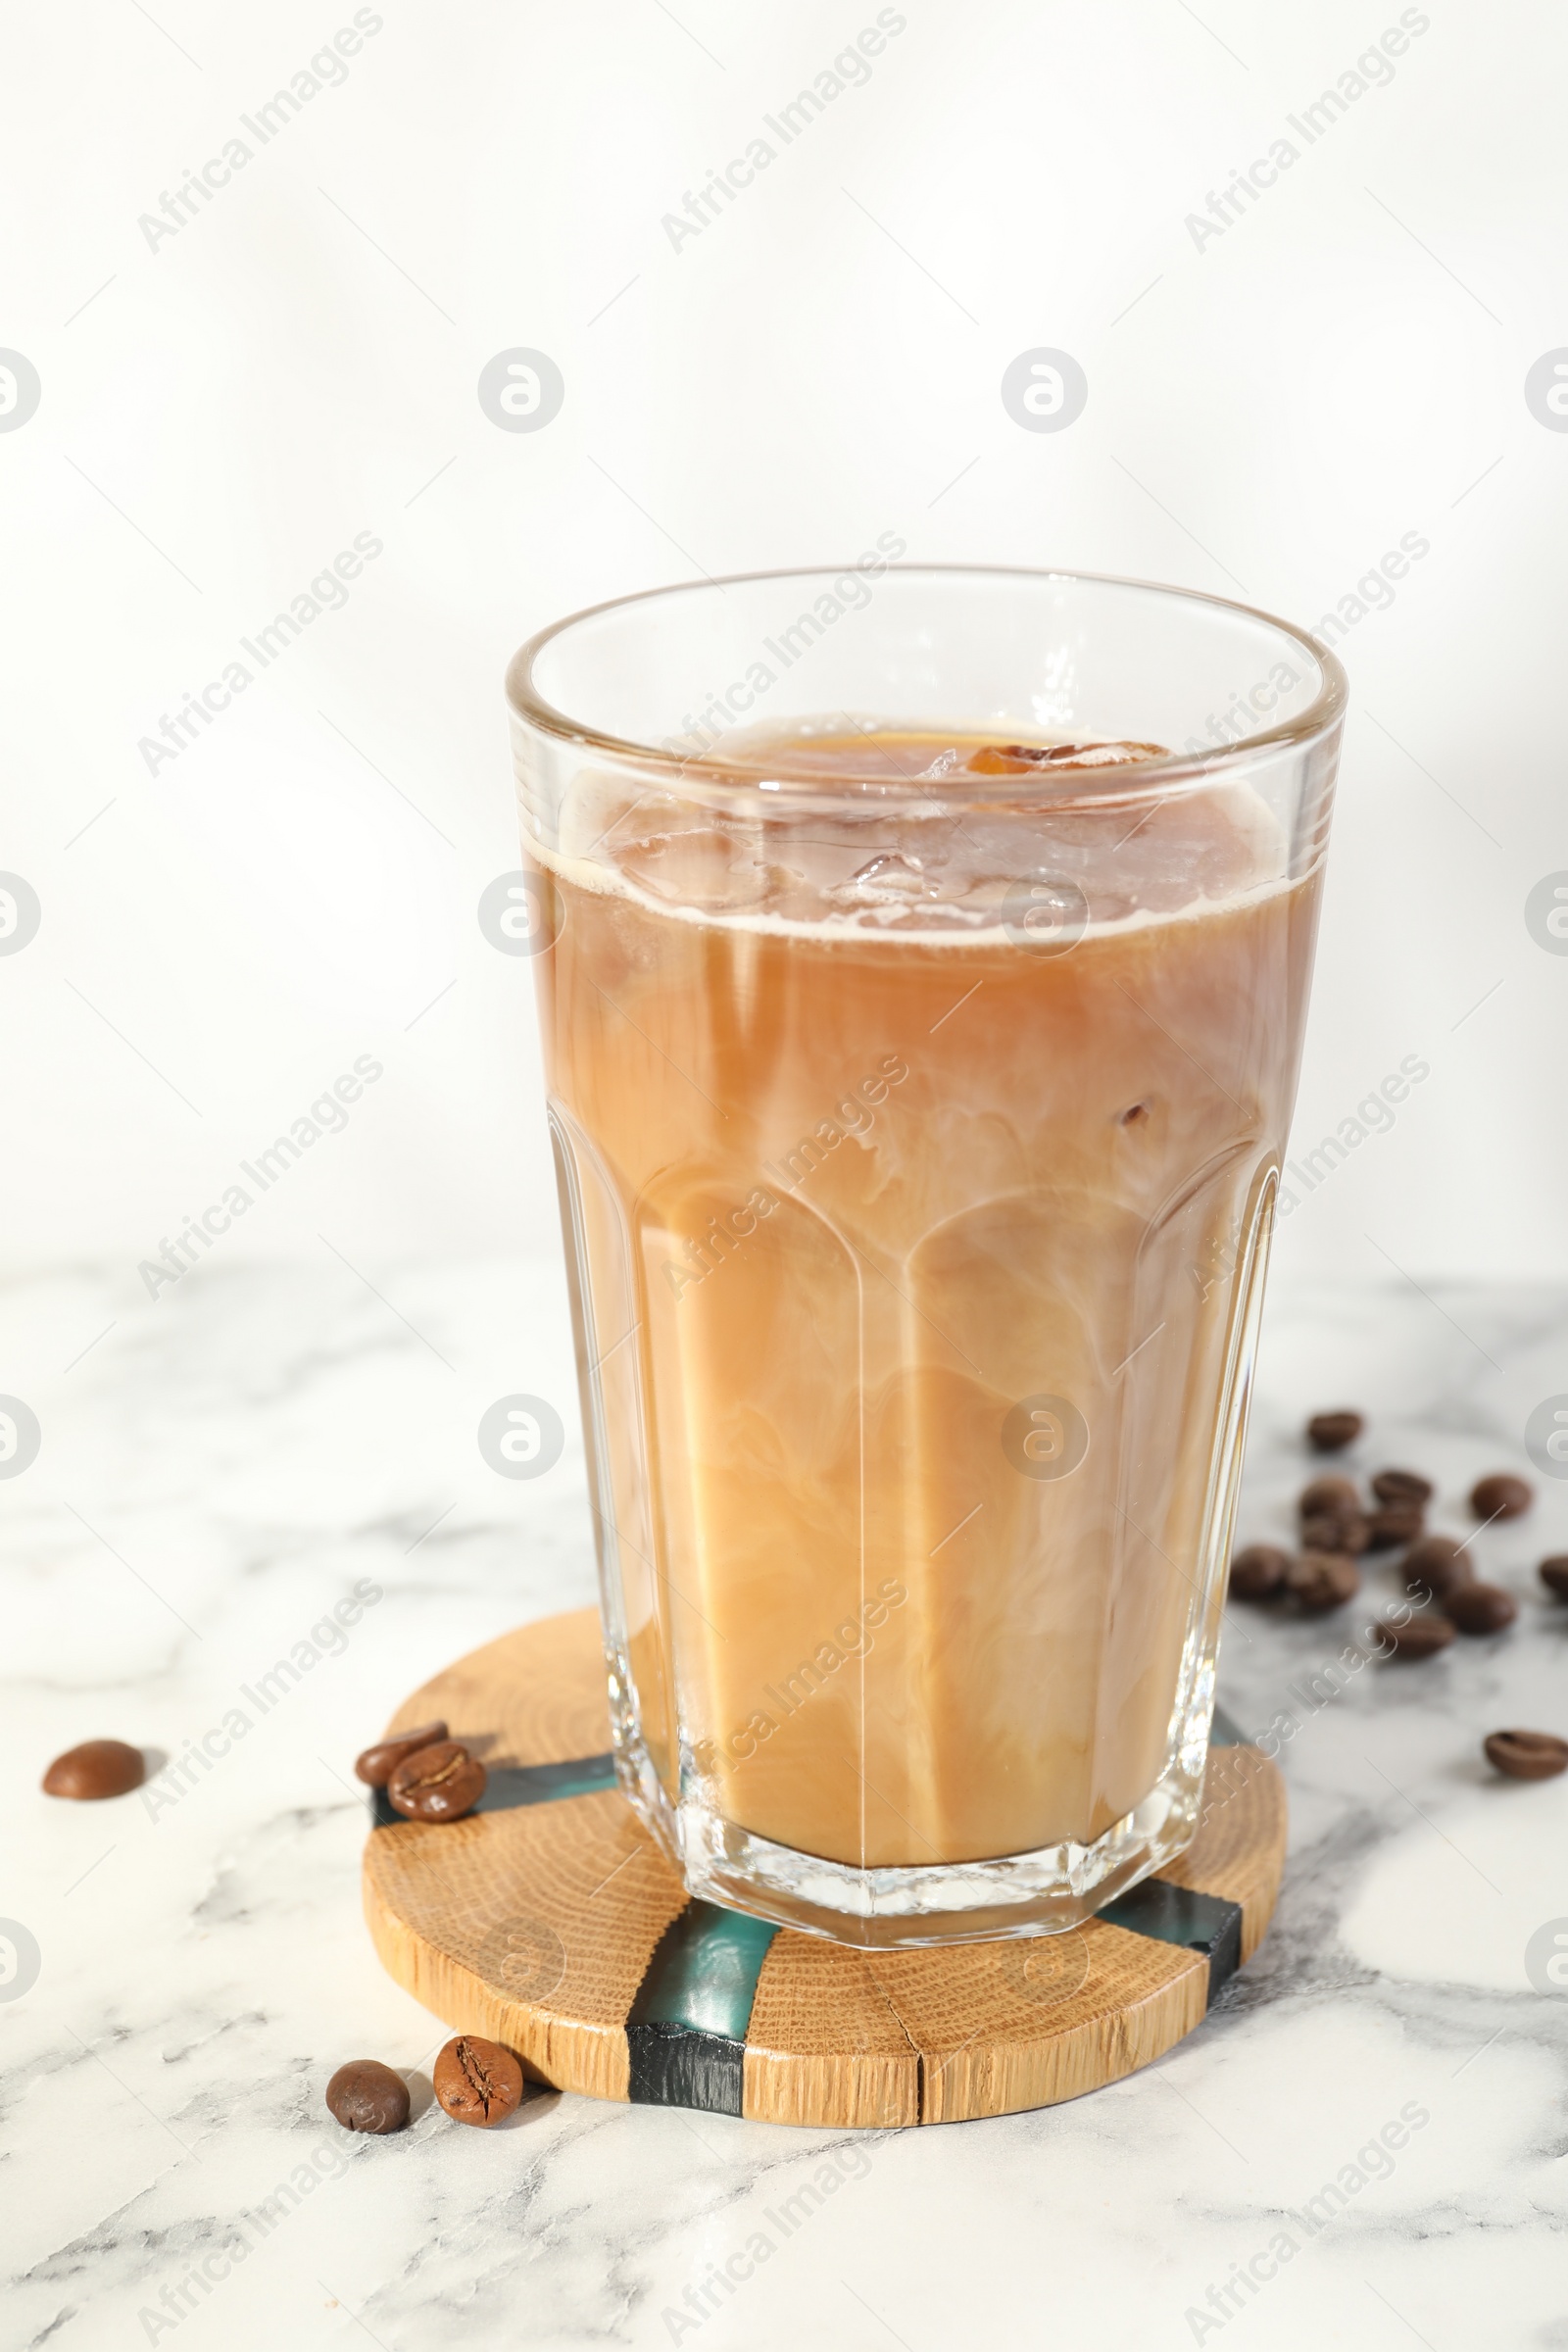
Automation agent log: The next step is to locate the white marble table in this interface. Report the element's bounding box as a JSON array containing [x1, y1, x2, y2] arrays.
[[5, 1264, 1566, 2351]]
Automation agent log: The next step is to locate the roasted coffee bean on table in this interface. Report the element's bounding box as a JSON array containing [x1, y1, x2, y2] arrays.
[[386, 1740, 486, 1823], [1539, 1556, 1568, 1600], [1302, 1520, 1370, 1555], [325, 2060, 411, 2134], [1299, 1474, 1359, 1516], [355, 1720, 450, 1788], [1447, 1582, 1518, 1636], [1381, 1613, 1455, 1660], [1401, 1536, 1474, 1601], [41, 1740, 145, 1800], [1365, 1501, 1425, 1552], [1229, 1544, 1292, 1600], [1470, 1472, 1533, 1521], [1372, 1468, 1434, 1506], [1484, 1730, 1568, 1782], [1301, 1509, 1369, 1555], [1298, 1476, 1368, 1555], [1306, 1410, 1363, 1453], [433, 2034, 524, 2127], [1286, 1551, 1360, 1611]]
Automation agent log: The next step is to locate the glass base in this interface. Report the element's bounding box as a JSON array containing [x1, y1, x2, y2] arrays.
[[613, 1712, 1213, 1950]]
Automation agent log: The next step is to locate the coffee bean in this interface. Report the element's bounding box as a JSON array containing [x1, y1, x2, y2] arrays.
[[41, 1740, 144, 1800], [1286, 1550, 1360, 1611], [1300, 1475, 1360, 1516], [1380, 1612, 1455, 1660], [1448, 1582, 1518, 1636], [1229, 1544, 1291, 1599], [433, 2034, 523, 2127], [386, 1740, 486, 1823], [1300, 1509, 1369, 1556], [1483, 1730, 1568, 1782], [1471, 1473, 1532, 1522], [325, 2060, 410, 2134], [1539, 1555, 1568, 1600], [1371, 1468, 1433, 1506], [1365, 1501, 1426, 1552], [1401, 1536, 1474, 1601], [355, 1720, 449, 1788], [1307, 1410, 1362, 1453]]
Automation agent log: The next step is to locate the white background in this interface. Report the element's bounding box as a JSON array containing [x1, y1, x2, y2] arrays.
[[4, 0, 1565, 1302]]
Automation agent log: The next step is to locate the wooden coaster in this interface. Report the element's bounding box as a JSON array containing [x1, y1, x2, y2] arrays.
[[363, 1608, 1286, 2128]]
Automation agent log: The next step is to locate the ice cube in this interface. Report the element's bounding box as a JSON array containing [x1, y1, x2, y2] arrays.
[[615, 823, 773, 910], [825, 853, 934, 908]]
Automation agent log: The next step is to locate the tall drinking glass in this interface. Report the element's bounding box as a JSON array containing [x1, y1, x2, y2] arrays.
[[505, 565, 1345, 1948]]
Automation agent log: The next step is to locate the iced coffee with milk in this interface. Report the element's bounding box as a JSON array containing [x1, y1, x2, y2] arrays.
[[508, 571, 1344, 1946]]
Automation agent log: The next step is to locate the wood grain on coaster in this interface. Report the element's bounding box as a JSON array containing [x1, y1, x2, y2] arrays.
[[363, 1611, 1285, 2127]]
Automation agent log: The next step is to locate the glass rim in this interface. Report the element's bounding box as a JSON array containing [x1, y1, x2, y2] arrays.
[[504, 563, 1349, 802]]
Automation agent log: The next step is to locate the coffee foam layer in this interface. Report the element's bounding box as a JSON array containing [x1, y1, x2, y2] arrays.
[[519, 739, 1301, 949]]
